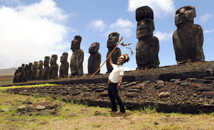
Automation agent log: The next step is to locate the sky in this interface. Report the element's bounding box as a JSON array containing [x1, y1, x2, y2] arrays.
[[0, 0, 214, 74]]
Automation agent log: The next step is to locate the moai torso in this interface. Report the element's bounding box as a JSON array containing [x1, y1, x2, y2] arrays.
[[135, 6, 159, 69], [13, 69, 19, 83], [28, 63, 33, 81], [50, 54, 59, 79], [106, 32, 121, 73], [32, 62, 38, 80], [60, 52, 69, 78], [173, 6, 205, 64], [70, 35, 84, 77], [42, 56, 50, 80], [88, 42, 101, 75], [24, 64, 31, 82], [37, 60, 43, 80]]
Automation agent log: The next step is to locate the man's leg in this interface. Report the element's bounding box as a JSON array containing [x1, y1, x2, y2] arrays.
[[110, 83, 125, 113], [108, 83, 117, 112]]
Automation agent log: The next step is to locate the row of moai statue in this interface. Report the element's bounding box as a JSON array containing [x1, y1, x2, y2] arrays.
[[13, 5, 205, 83]]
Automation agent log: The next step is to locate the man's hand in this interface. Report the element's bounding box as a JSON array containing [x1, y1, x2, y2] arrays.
[[117, 83, 121, 90]]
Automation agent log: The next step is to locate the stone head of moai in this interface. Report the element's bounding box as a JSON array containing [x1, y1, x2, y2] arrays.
[[21, 64, 25, 69], [136, 6, 155, 39], [175, 6, 196, 26], [50, 54, 58, 65], [24, 64, 28, 71], [89, 42, 100, 54], [33, 61, 38, 69], [44, 56, 50, 67], [71, 35, 82, 51], [29, 62, 33, 68], [107, 32, 119, 49], [60, 52, 68, 63], [173, 5, 205, 64], [38, 60, 43, 69]]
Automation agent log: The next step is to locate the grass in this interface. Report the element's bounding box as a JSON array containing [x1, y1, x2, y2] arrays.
[[0, 91, 214, 130], [0, 83, 57, 91]]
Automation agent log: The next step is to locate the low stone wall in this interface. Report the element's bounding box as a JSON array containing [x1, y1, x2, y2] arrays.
[[5, 77, 214, 114], [4, 61, 214, 113]]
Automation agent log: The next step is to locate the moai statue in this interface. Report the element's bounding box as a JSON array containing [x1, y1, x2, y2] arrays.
[[24, 64, 31, 82], [32, 62, 38, 80], [13, 69, 20, 83], [17, 67, 22, 82], [50, 54, 59, 79], [60, 52, 69, 78], [29, 62, 33, 81], [106, 32, 121, 73], [37, 60, 43, 80], [70, 35, 84, 77], [20, 64, 26, 82], [135, 6, 160, 69], [173, 6, 205, 64], [42, 56, 50, 80], [88, 42, 101, 75]]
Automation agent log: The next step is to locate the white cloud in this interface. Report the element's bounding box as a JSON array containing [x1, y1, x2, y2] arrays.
[[88, 18, 135, 37], [123, 67, 135, 71], [127, 0, 175, 18], [204, 29, 214, 34], [200, 14, 212, 23], [154, 31, 172, 41], [109, 18, 135, 37], [88, 19, 107, 32], [0, 0, 71, 69]]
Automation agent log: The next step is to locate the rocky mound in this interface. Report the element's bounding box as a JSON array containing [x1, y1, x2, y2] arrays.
[[17, 101, 61, 116]]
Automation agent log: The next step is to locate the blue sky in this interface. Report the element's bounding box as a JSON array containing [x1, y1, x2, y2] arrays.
[[0, 0, 214, 74]]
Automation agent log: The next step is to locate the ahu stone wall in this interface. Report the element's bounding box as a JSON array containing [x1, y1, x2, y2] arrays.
[[5, 77, 214, 114]]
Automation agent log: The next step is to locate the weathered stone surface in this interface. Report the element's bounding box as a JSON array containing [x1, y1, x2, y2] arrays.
[[32, 62, 38, 80], [158, 88, 169, 93], [88, 42, 101, 75], [197, 87, 211, 92], [37, 60, 43, 80], [13, 68, 20, 83], [125, 92, 139, 97], [135, 6, 159, 69], [135, 6, 154, 22], [202, 80, 213, 84], [99, 92, 108, 97], [17, 102, 59, 115], [173, 6, 205, 64], [154, 83, 165, 89], [70, 35, 84, 77], [60, 52, 69, 78], [50, 54, 59, 79], [35, 105, 46, 110], [42, 56, 50, 80], [106, 32, 121, 73], [17, 105, 27, 111], [204, 77, 214, 80], [186, 78, 196, 82], [201, 92, 214, 98], [158, 92, 171, 98]]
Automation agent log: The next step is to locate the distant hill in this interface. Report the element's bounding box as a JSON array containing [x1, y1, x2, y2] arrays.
[[0, 67, 16, 75]]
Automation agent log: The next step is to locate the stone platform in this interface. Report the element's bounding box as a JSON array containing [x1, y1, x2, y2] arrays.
[[4, 61, 214, 113]]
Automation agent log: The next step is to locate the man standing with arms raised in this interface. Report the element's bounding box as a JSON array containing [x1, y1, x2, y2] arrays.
[[108, 54, 129, 114]]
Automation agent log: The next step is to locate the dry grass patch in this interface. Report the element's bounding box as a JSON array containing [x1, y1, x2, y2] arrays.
[[0, 92, 214, 130]]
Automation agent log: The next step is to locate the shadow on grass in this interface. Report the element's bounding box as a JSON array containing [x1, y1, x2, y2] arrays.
[[110, 112, 133, 117]]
